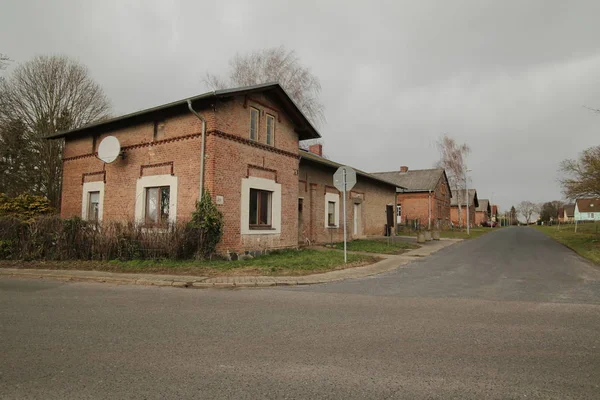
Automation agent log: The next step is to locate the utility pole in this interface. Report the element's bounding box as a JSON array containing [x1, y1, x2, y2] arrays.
[[465, 168, 472, 235]]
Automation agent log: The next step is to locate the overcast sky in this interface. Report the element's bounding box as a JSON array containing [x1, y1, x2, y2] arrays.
[[2, 0, 599, 211]]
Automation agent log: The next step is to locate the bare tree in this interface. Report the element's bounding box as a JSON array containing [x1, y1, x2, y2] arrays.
[[559, 145, 600, 199], [0, 53, 9, 70], [517, 201, 538, 224], [436, 135, 471, 226], [0, 55, 111, 206], [205, 46, 325, 127]]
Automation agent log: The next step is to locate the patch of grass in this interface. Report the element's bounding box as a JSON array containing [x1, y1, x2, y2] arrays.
[[0, 249, 379, 277], [329, 239, 419, 254], [534, 223, 600, 264], [400, 227, 496, 240]]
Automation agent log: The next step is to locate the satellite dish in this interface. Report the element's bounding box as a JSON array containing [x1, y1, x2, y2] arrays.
[[97, 136, 121, 163]]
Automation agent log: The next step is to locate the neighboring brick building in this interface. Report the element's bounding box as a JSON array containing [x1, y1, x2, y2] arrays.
[[450, 189, 479, 227], [48, 83, 400, 254], [298, 146, 399, 244], [475, 199, 491, 226], [371, 167, 452, 229]]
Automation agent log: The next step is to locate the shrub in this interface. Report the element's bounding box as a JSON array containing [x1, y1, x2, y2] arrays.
[[0, 193, 54, 221], [188, 191, 224, 259]]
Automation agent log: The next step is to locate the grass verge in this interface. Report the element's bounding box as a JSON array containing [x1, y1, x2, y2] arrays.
[[534, 224, 600, 264], [0, 249, 380, 277], [399, 227, 496, 240], [329, 239, 419, 254]]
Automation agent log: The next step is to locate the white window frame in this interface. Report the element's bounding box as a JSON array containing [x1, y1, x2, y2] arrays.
[[250, 107, 259, 141], [82, 181, 105, 222], [241, 177, 281, 235], [135, 174, 178, 225], [266, 114, 275, 145], [324, 192, 340, 228]]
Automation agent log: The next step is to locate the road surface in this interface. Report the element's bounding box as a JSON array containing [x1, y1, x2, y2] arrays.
[[1, 227, 599, 399]]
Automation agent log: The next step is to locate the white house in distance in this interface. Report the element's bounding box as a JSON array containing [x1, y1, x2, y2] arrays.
[[574, 198, 600, 221]]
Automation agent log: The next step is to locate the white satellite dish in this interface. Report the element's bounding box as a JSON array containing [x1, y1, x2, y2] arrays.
[[97, 136, 121, 163]]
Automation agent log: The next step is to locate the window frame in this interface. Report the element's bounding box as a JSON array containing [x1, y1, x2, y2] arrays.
[[87, 191, 100, 222], [327, 201, 336, 227], [324, 192, 340, 228], [135, 174, 178, 225], [241, 177, 282, 235], [249, 188, 273, 229], [265, 114, 275, 146], [250, 107, 260, 141], [144, 186, 171, 226], [81, 181, 104, 222]]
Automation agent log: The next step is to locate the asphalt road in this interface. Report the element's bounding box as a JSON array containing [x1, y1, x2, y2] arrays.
[[1, 227, 599, 399]]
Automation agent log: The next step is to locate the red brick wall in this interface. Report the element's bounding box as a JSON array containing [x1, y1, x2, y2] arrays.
[[61, 113, 210, 222], [298, 161, 396, 244], [396, 175, 451, 228], [450, 205, 476, 227], [61, 93, 301, 254], [475, 210, 488, 226]]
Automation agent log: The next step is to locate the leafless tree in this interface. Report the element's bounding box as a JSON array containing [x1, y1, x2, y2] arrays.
[[205, 46, 325, 127], [436, 135, 471, 226], [0, 55, 111, 206], [559, 145, 600, 199], [517, 201, 538, 224], [0, 53, 9, 70]]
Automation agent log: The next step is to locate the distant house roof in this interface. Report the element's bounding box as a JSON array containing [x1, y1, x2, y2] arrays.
[[576, 198, 600, 213], [371, 168, 450, 194], [476, 199, 490, 213], [564, 204, 575, 217], [299, 150, 403, 190], [451, 189, 479, 208], [46, 82, 320, 141]]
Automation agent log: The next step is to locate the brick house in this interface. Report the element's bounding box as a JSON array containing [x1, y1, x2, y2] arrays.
[[299, 145, 399, 244], [450, 189, 479, 227], [475, 199, 491, 226], [371, 167, 452, 229], [48, 83, 400, 254]]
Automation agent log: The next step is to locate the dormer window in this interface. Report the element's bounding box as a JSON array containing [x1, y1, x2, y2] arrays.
[[250, 108, 259, 141]]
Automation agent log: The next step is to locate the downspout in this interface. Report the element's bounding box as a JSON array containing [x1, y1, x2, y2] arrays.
[[428, 190, 432, 230], [187, 100, 207, 202]]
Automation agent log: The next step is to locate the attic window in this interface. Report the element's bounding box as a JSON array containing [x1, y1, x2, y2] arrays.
[[153, 120, 165, 141]]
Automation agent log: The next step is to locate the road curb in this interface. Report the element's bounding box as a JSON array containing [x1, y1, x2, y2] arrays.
[[0, 239, 460, 289]]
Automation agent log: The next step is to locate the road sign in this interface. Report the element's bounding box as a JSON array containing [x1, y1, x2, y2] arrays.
[[333, 166, 356, 192], [333, 166, 357, 264]]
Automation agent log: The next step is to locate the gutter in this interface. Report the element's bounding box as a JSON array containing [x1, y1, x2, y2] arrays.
[[187, 99, 208, 202]]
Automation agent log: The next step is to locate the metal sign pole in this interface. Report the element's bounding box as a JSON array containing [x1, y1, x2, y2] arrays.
[[343, 169, 347, 264]]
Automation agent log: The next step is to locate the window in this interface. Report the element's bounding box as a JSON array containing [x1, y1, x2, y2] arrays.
[[250, 108, 259, 141], [328, 201, 336, 226], [324, 192, 339, 228], [266, 114, 274, 145], [145, 186, 170, 225], [396, 205, 402, 217], [88, 191, 100, 222], [153, 120, 165, 140], [249, 189, 272, 228], [82, 181, 104, 222], [591, 213, 595, 218]]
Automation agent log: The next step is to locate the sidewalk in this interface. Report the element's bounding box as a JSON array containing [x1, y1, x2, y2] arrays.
[[0, 239, 460, 288]]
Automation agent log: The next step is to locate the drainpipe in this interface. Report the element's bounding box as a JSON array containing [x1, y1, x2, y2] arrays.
[[428, 190, 432, 231], [187, 100, 207, 202]]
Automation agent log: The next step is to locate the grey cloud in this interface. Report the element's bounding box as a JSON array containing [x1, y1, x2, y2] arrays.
[[2, 0, 599, 210]]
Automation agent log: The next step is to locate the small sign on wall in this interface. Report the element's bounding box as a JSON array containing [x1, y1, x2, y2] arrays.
[[216, 195, 224, 205]]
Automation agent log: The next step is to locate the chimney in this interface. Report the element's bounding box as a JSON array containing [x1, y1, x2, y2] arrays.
[[400, 166, 409, 173], [309, 144, 323, 156]]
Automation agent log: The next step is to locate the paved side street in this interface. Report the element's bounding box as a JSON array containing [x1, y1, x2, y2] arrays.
[[0, 239, 457, 288], [1, 227, 600, 399]]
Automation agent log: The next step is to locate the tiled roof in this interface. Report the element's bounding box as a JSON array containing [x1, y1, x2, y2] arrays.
[[450, 189, 479, 207], [371, 169, 446, 192], [476, 199, 490, 212], [564, 204, 575, 217], [47, 82, 320, 141], [299, 150, 402, 189], [576, 198, 600, 213]]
